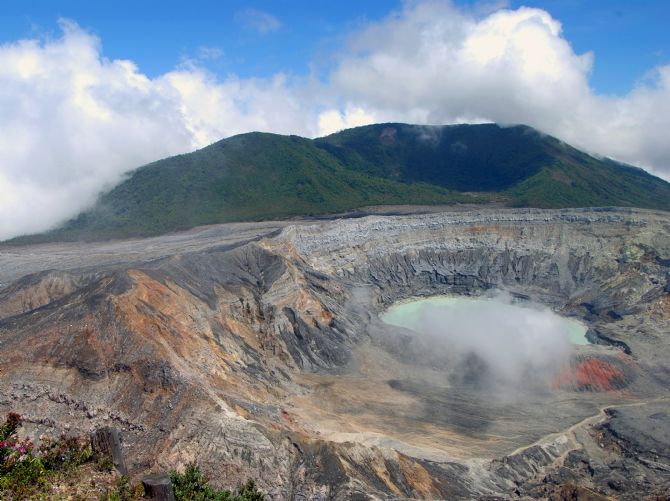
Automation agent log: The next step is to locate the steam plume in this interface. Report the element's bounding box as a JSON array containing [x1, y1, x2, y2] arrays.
[[380, 293, 576, 394]]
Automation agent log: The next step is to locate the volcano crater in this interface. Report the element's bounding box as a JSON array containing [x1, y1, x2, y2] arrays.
[[1, 208, 669, 499]]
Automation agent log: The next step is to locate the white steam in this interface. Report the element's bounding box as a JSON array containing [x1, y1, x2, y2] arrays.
[[381, 294, 576, 390]]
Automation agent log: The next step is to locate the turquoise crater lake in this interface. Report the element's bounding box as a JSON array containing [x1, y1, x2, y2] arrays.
[[380, 295, 589, 346]]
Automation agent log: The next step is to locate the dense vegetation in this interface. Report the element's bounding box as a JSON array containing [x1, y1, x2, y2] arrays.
[[0, 413, 264, 500], [317, 124, 670, 209], [315, 123, 553, 191], [12, 123, 670, 242]]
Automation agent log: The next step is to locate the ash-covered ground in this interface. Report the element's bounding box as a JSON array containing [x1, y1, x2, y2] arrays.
[[1, 207, 669, 500]]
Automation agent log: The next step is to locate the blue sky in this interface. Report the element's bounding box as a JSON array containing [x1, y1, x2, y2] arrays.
[[1, 0, 668, 95]]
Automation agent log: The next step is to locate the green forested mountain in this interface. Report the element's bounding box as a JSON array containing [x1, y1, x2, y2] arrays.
[[16, 123, 670, 242]]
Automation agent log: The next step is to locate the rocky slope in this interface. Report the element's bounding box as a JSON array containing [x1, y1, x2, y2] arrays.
[[1, 207, 669, 499]]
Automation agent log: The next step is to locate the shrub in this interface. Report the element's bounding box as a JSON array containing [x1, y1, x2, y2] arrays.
[[0, 454, 47, 495], [39, 433, 93, 471], [0, 415, 48, 497], [170, 463, 264, 501], [235, 479, 264, 501], [0, 412, 94, 497]]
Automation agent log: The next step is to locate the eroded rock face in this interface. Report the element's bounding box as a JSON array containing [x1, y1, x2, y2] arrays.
[[1, 208, 669, 499]]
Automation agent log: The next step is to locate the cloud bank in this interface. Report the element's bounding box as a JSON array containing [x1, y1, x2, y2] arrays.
[[1, 3, 670, 240], [0, 20, 309, 239]]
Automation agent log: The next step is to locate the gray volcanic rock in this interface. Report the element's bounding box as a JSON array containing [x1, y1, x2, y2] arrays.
[[1, 207, 669, 499]]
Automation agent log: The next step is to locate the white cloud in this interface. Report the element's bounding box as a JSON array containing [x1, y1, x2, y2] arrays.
[[234, 8, 282, 34], [0, 20, 309, 240], [157, 70, 310, 147], [2, 4, 670, 240], [317, 107, 377, 136], [327, 2, 670, 179]]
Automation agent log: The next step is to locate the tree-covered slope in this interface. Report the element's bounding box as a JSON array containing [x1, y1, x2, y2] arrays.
[[314, 123, 554, 191], [315, 123, 670, 208], [42, 132, 476, 241], [12, 123, 670, 242]]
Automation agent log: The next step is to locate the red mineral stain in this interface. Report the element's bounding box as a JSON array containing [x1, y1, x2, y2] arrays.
[[553, 356, 632, 392]]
